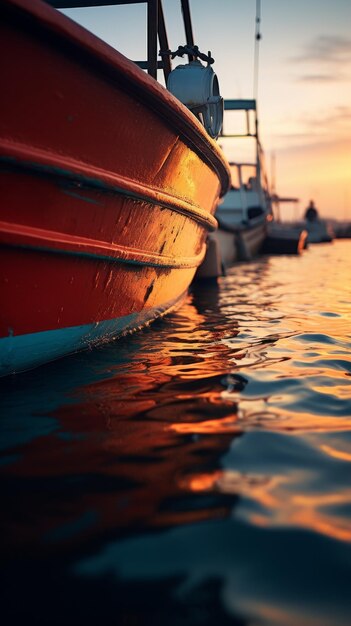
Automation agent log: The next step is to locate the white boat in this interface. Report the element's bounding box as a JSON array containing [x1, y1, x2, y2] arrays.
[[215, 99, 271, 267]]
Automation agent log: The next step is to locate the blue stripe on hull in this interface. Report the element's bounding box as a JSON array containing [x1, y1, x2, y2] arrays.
[[0, 294, 185, 377]]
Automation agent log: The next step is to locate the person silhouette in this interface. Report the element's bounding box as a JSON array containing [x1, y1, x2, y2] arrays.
[[304, 200, 319, 222]]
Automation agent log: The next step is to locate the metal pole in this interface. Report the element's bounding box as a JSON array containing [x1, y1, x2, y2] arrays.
[[253, 0, 261, 101], [147, 0, 158, 78], [180, 0, 195, 62], [157, 0, 172, 81]]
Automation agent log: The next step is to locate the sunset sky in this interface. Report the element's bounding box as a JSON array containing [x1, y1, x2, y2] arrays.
[[63, 0, 351, 221]]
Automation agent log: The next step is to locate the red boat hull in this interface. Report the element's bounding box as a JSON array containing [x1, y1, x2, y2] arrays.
[[0, 0, 230, 375]]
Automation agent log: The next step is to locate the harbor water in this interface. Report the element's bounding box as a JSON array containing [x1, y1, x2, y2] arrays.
[[1, 240, 351, 626]]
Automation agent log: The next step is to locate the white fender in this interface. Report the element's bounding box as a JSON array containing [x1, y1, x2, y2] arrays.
[[167, 61, 223, 139]]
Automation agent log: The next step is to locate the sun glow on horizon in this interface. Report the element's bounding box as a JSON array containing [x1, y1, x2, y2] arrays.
[[270, 138, 351, 220]]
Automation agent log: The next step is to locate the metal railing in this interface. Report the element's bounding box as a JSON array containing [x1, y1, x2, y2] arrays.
[[46, 0, 196, 82]]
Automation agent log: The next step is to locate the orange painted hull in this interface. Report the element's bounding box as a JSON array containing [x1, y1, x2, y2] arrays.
[[0, 0, 230, 375]]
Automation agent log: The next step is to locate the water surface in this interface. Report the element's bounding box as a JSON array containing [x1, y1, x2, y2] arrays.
[[1, 241, 351, 626]]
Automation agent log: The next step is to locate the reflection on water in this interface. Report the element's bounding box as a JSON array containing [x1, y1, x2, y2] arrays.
[[1, 241, 351, 626]]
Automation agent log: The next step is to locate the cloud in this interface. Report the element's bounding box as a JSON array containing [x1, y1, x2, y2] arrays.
[[292, 106, 351, 139], [281, 106, 351, 134], [270, 133, 351, 156], [291, 35, 351, 65], [296, 73, 344, 83], [305, 106, 351, 126], [268, 107, 351, 151], [290, 35, 351, 82]]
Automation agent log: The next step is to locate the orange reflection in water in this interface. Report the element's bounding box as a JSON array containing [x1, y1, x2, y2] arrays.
[[233, 400, 351, 433], [3, 244, 351, 555], [179, 470, 223, 493], [180, 462, 351, 543], [246, 602, 323, 626], [283, 497, 351, 543], [1, 292, 244, 552], [320, 444, 351, 463], [170, 413, 239, 435]]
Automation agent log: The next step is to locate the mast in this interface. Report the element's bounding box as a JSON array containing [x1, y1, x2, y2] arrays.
[[271, 152, 280, 221], [253, 0, 262, 187], [253, 0, 261, 102]]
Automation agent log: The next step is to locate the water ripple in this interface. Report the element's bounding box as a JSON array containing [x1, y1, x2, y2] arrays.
[[1, 241, 351, 626]]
